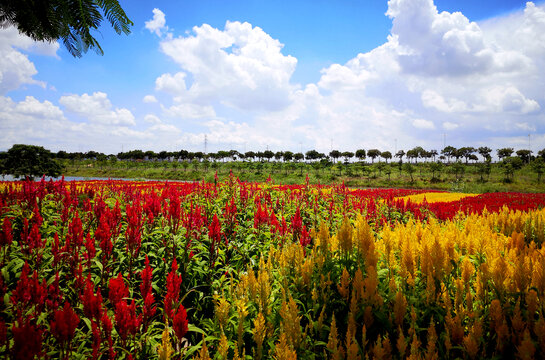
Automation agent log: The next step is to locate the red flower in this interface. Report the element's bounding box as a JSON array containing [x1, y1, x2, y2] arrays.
[[84, 232, 96, 266], [0, 217, 12, 247], [168, 195, 181, 233], [114, 300, 141, 341], [109, 273, 128, 307], [208, 214, 222, 244], [254, 203, 270, 229], [126, 203, 143, 255], [164, 259, 182, 319], [140, 255, 153, 298], [12, 317, 43, 360], [50, 302, 80, 346], [291, 206, 302, 236], [67, 211, 84, 248], [91, 321, 101, 360], [173, 305, 188, 341], [142, 291, 156, 331], [95, 214, 113, 260], [299, 225, 311, 247], [101, 312, 116, 359], [11, 262, 47, 312], [81, 275, 103, 320], [46, 272, 63, 310], [140, 256, 156, 329]]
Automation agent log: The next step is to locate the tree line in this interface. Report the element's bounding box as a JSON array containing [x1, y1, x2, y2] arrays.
[[48, 145, 542, 164], [1, 144, 545, 180]]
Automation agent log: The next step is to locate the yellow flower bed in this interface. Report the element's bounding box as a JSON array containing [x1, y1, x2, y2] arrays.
[[396, 191, 479, 204]]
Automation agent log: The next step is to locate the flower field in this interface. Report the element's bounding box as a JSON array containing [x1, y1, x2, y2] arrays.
[[2, 177, 545, 359]]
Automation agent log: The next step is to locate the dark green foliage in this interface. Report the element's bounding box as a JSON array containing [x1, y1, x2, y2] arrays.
[[0, 0, 132, 57], [2, 144, 63, 179]]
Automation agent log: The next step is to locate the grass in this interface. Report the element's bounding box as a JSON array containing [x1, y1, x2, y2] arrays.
[[61, 159, 545, 193]]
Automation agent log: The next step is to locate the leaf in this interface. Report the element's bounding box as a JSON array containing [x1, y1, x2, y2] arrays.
[[188, 323, 206, 336]]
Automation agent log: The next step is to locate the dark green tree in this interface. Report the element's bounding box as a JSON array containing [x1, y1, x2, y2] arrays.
[[381, 151, 392, 163], [497, 148, 514, 160], [244, 151, 256, 161], [305, 150, 321, 162], [516, 149, 532, 164], [263, 150, 274, 162], [456, 147, 476, 164], [1, 0, 133, 57], [341, 151, 354, 163], [367, 149, 380, 164], [2, 144, 62, 179], [355, 149, 366, 162], [441, 146, 456, 163], [293, 153, 304, 162], [329, 150, 341, 163], [477, 147, 492, 161], [282, 151, 293, 163]]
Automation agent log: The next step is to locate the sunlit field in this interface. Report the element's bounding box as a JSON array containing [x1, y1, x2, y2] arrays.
[[1, 177, 545, 359]]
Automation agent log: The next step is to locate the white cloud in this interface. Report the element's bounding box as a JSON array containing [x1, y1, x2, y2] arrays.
[[515, 122, 536, 132], [385, 0, 525, 77], [482, 86, 540, 114], [145, 9, 168, 37], [144, 114, 161, 124], [162, 101, 216, 119], [443, 122, 459, 130], [157, 21, 298, 111], [59, 92, 136, 126], [305, 1, 545, 150], [412, 118, 435, 129], [4, 1, 545, 154], [421, 90, 467, 112], [0, 95, 186, 153], [143, 95, 158, 103], [0, 26, 59, 94], [155, 72, 188, 95]]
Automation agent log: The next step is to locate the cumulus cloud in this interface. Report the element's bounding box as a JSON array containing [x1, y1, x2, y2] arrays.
[[0, 26, 59, 94], [143, 95, 158, 103], [59, 92, 136, 126], [482, 86, 540, 114], [0, 95, 186, 153], [144, 114, 161, 124], [157, 21, 298, 111], [4, 1, 545, 154], [162, 101, 216, 119], [412, 118, 435, 129], [443, 122, 459, 130], [386, 0, 525, 77], [155, 72, 188, 95], [311, 1, 545, 150], [145, 8, 168, 37]]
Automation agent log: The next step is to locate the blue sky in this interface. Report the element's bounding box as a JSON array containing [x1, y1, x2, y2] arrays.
[[1, 0, 545, 155]]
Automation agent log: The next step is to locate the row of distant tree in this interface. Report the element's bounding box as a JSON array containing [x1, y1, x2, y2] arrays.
[[0, 144, 544, 179], [52, 146, 540, 164]]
